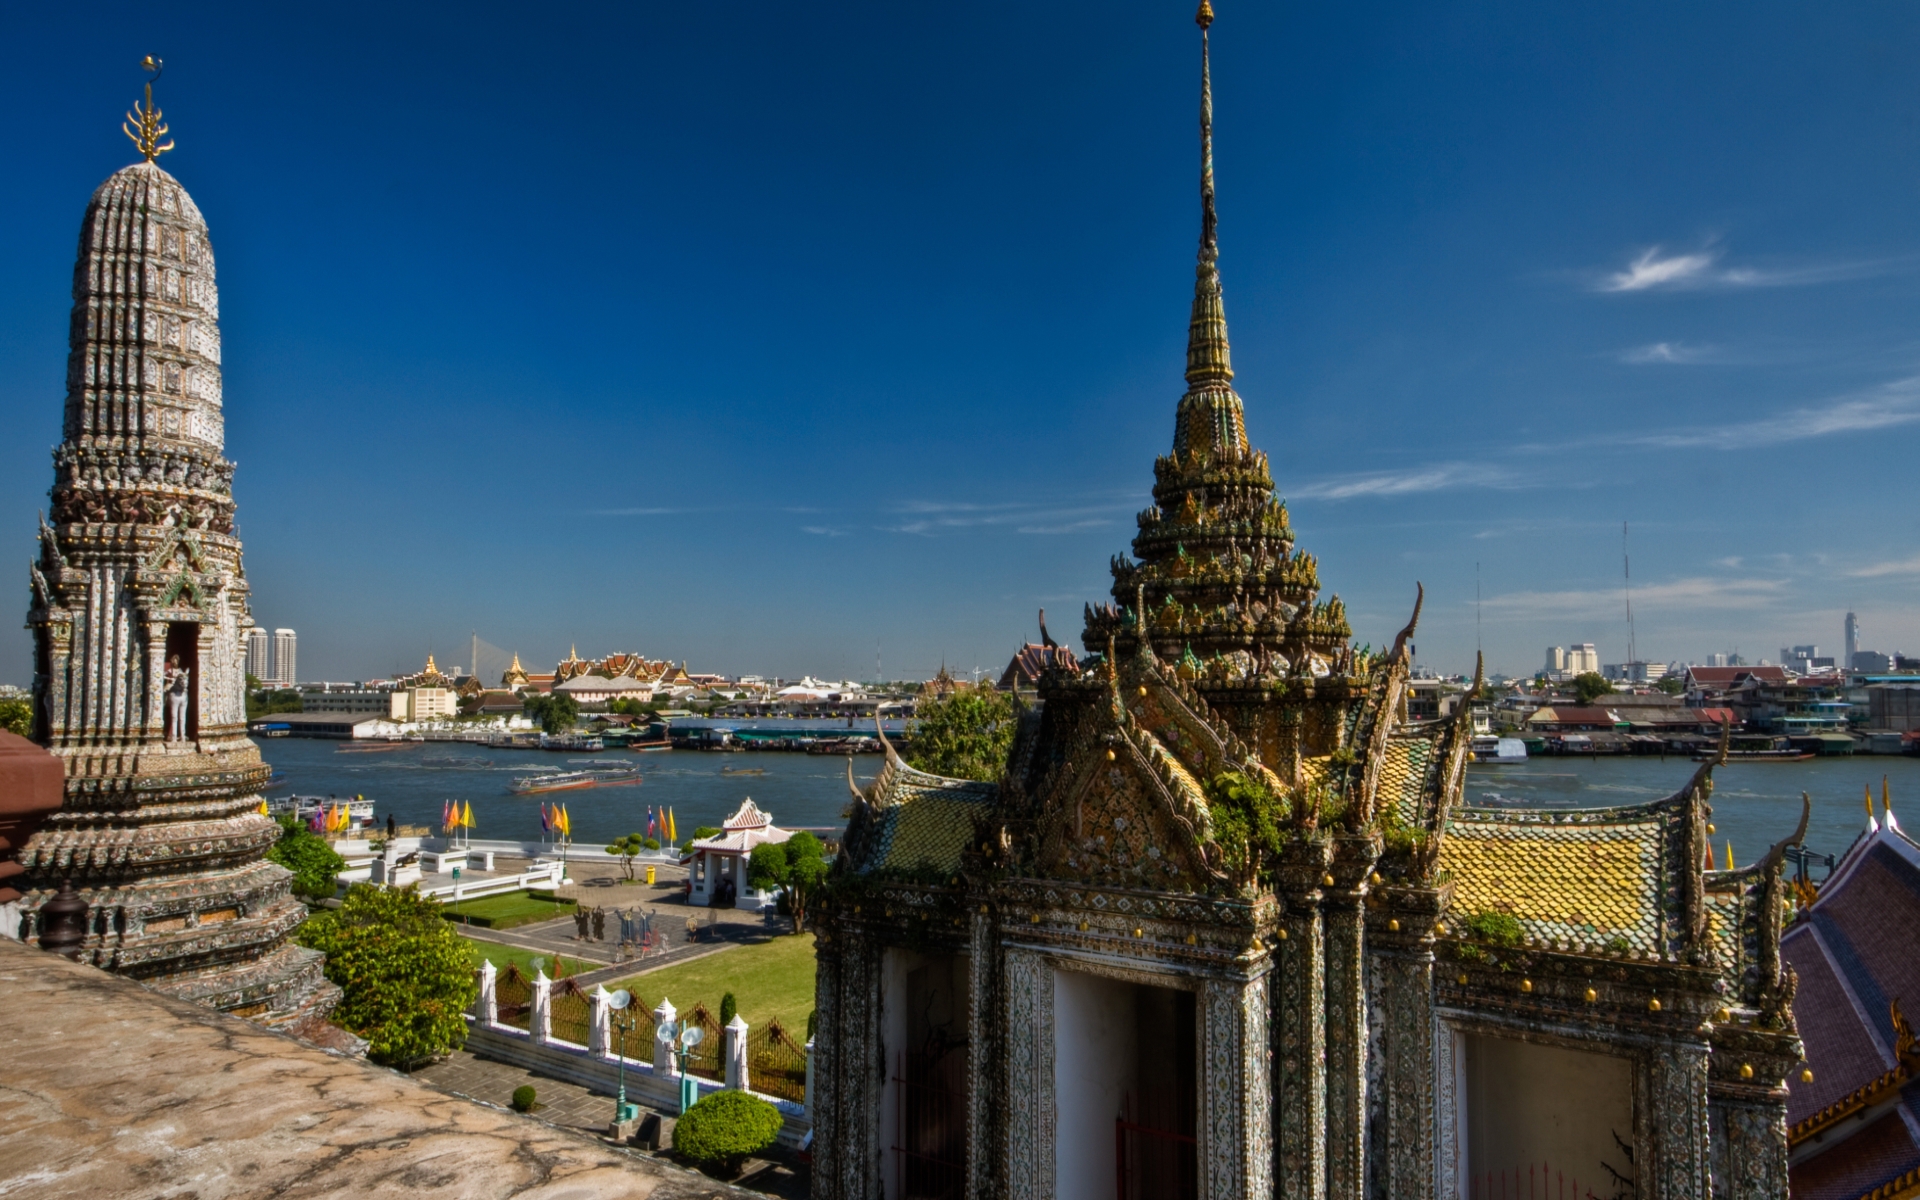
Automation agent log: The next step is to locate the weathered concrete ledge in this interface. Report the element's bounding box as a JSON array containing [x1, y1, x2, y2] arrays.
[[0, 936, 756, 1198]]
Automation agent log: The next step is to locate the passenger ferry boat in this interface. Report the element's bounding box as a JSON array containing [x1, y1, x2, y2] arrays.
[[507, 766, 642, 796], [1469, 736, 1528, 764], [266, 794, 376, 829]]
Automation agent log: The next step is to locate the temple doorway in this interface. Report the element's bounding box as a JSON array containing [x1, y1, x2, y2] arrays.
[[881, 949, 971, 1200], [1053, 971, 1197, 1200], [163, 622, 199, 741], [1459, 1032, 1635, 1199]]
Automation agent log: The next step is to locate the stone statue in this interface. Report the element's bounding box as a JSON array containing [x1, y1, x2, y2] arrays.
[[164, 655, 190, 742], [591, 907, 606, 942]]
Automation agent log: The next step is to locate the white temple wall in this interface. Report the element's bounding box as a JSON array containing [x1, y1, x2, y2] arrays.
[[1053, 968, 1138, 1200], [1460, 1032, 1634, 1197]]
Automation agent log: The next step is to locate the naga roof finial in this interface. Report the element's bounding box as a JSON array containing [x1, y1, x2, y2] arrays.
[[123, 56, 175, 163]]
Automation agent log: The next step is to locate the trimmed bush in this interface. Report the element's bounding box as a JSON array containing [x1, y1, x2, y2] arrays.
[[674, 1090, 783, 1176], [719, 991, 737, 1026], [511, 1085, 536, 1112]]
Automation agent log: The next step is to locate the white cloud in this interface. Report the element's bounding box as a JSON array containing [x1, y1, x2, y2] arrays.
[[1603, 248, 1717, 293], [1630, 375, 1920, 449], [1713, 556, 1743, 569], [1482, 575, 1787, 621], [878, 493, 1140, 537], [801, 525, 847, 537], [1849, 553, 1920, 578], [1595, 246, 1919, 294], [1620, 341, 1718, 364], [1288, 462, 1516, 501]]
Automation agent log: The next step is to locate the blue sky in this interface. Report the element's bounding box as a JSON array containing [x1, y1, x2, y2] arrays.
[[4, 0, 1919, 686]]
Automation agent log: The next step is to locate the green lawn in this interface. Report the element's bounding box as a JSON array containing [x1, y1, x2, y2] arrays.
[[609, 933, 817, 1037], [460, 935, 595, 980], [439, 889, 576, 929]]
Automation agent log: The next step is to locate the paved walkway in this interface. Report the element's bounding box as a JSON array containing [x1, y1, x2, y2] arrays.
[[459, 864, 800, 987], [412, 1049, 808, 1198]]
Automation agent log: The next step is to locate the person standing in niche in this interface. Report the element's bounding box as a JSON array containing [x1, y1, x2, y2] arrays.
[[164, 654, 190, 742]]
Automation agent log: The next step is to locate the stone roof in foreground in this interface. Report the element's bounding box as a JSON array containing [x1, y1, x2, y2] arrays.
[[0, 936, 752, 1199]]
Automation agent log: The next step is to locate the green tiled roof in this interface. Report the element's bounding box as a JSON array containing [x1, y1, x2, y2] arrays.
[[853, 760, 997, 877]]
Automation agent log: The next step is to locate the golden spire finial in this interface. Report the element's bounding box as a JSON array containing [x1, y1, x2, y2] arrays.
[[1183, 2, 1233, 390], [123, 56, 175, 163]]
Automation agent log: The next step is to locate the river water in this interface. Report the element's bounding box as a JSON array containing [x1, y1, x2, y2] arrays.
[[257, 737, 1917, 868]]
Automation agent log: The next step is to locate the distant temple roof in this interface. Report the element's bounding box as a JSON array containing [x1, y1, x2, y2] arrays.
[[998, 643, 1079, 691]]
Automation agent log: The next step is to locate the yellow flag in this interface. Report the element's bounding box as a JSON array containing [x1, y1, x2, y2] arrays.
[[562, 804, 572, 837], [257, 799, 269, 817], [463, 800, 475, 829], [667, 807, 677, 843], [1724, 841, 1735, 871]]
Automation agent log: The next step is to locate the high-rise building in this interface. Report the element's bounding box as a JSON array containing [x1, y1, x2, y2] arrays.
[[1544, 646, 1566, 673], [245, 627, 270, 682], [1845, 612, 1859, 668], [272, 628, 297, 687], [1567, 643, 1599, 674], [1709, 652, 1729, 668], [18, 92, 332, 1024]]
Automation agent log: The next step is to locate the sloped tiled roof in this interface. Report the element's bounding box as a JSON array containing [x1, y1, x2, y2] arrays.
[[849, 759, 997, 877], [1440, 803, 1674, 954], [1380, 731, 1440, 827], [1781, 817, 1920, 1169]]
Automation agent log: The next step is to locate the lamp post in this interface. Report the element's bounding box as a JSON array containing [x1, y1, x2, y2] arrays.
[[608, 989, 638, 1124], [658, 1019, 706, 1113]]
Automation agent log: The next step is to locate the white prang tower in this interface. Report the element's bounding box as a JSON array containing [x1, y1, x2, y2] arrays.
[[1845, 611, 1859, 670], [20, 65, 333, 1023]]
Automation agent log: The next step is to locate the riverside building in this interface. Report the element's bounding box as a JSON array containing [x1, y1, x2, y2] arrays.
[[807, 10, 1804, 1198], [16, 74, 334, 1024]]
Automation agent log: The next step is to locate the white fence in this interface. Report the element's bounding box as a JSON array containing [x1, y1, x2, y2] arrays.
[[465, 961, 811, 1148]]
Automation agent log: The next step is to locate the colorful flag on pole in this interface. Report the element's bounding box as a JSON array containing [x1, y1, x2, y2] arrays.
[[462, 800, 475, 829], [540, 803, 551, 834], [667, 807, 677, 844], [559, 804, 571, 838], [647, 806, 657, 839]]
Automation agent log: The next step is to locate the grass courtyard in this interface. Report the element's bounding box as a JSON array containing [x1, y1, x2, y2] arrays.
[[459, 935, 595, 980], [438, 889, 575, 930], [610, 932, 817, 1037]]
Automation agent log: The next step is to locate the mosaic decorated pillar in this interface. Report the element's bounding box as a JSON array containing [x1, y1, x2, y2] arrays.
[[967, 907, 1001, 1200], [1705, 1026, 1796, 1200], [1649, 1043, 1712, 1199], [1273, 838, 1333, 1200], [811, 924, 884, 1200], [1203, 970, 1274, 1200], [1365, 884, 1448, 1200], [1002, 944, 1055, 1200], [1323, 834, 1379, 1200]]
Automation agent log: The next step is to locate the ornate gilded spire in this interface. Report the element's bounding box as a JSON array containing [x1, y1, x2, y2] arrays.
[[122, 56, 175, 163], [1185, 4, 1232, 389]]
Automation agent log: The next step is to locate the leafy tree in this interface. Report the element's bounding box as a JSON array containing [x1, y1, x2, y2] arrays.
[[1657, 675, 1685, 696], [1572, 672, 1615, 705], [746, 831, 830, 930], [246, 688, 303, 720], [266, 817, 347, 898], [673, 1090, 783, 1176], [906, 687, 1015, 781], [0, 697, 32, 738], [522, 692, 580, 734], [294, 884, 478, 1066], [681, 825, 722, 851], [606, 832, 649, 880]]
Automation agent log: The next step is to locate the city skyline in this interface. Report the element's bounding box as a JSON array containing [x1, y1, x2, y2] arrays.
[[4, 1, 1919, 686]]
